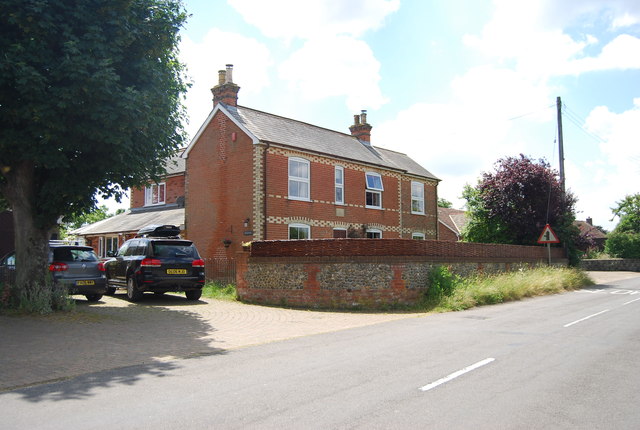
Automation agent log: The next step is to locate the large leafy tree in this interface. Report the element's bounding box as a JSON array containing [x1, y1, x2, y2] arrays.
[[462, 154, 580, 262], [610, 194, 640, 234], [605, 193, 640, 258], [0, 0, 188, 310]]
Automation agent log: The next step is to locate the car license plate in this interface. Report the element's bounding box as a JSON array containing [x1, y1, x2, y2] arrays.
[[166, 269, 187, 275], [76, 280, 95, 286]]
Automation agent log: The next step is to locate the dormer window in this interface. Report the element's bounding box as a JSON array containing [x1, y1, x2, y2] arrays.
[[365, 172, 383, 209], [145, 182, 166, 206]]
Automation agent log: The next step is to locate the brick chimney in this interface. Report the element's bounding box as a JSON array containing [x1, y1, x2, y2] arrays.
[[211, 64, 240, 107], [586, 217, 593, 226], [349, 110, 372, 143]]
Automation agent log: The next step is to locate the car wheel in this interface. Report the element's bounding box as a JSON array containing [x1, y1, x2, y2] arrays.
[[105, 286, 116, 295], [185, 290, 202, 301], [85, 294, 103, 302], [126, 277, 143, 302]]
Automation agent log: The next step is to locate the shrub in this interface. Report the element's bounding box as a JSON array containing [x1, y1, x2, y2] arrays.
[[1, 277, 75, 314], [605, 232, 640, 258], [425, 266, 460, 303]]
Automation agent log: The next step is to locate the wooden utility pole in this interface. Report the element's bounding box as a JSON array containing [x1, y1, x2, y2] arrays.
[[556, 96, 566, 201]]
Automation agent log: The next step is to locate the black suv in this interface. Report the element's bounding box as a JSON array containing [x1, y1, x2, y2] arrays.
[[104, 225, 206, 302], [0, 244, 107, 302]]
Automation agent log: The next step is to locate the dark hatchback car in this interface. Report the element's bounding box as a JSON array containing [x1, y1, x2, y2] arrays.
[[0, 244, 107, 302], [104, 225, 206, 302]]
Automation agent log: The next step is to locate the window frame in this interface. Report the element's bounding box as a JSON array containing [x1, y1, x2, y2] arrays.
[[412, 232, 425, 240], [288, 157, 311, 201], [288, 223, 311, 240], [100, 236, 119, 258], [366, 228, 382, 239], [335, 166, 344, 205], [145, 182, 166, 206], [365, 172, 383, 209], [411, 181, 425, 214]]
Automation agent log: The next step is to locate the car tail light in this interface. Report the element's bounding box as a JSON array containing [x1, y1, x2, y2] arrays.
[[140, 258, 162, 267], [98, 262, 106, 272], [49, 262, 68, 272], [192, 259, 205, 268]]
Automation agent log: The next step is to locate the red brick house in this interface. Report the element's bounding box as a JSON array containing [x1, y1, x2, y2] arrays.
[[437, 207, 469, 241], [183, 65, 440, 260], [72, 155, 186, 257]]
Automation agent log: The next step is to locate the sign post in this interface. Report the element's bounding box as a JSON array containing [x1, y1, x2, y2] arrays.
[[537, 224, 561, 265]]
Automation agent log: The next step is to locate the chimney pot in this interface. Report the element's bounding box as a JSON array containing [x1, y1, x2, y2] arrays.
[[212, 64, 240, 107], [354, 114, 360, 125], [360, 109, 367, 124], [586, 217, 593, 226], [225, 64, 234, 83]]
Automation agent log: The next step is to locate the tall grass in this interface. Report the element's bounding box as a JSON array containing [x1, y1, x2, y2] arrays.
[[1, 281, 75, 314], [201, 281, 237, 301], [424, 266, 594, 312]]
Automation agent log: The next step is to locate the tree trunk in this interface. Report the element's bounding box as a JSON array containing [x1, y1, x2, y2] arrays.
[[1, 161, 53, 305]]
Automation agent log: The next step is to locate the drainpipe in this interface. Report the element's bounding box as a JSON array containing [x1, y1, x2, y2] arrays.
[[262, 142, 269, 240]]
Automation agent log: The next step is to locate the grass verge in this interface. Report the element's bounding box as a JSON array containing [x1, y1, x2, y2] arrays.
[[423, 266, 594, 312], [201, 282, 237, 301]]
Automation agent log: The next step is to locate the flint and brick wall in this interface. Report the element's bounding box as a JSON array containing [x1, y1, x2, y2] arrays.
[[236, 239, 567, 309], [580, 259, 640, 272]]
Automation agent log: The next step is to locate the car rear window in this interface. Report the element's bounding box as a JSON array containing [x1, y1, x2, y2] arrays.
[[52, 248, 99, 262], [152, 241, 197, 258]]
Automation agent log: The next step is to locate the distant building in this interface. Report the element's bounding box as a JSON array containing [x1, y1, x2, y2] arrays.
[[575, 217, 607, 250], [437, 207, 469, 241], [72, 155, 185, 257]]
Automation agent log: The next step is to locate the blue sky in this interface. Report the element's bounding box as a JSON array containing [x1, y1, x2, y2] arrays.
[[115, 0, 640, 232]]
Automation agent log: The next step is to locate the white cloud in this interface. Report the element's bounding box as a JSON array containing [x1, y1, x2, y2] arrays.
[[179, 29, 273, 137], [568, 100, 640, 228], [227, 0, 399, 40], [464, 0, 640, 79], [278, 36, 387, 111], [612, 11, 640, 28], [563, 34, 640, 74]]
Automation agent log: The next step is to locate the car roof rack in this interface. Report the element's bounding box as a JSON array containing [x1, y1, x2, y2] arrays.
[[137, 224, 181, 238]]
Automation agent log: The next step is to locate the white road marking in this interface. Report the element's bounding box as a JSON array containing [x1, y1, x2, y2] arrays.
[[623, 298, 640, 306], [419, 358, 495, 392], [564, 310, 610, 328]]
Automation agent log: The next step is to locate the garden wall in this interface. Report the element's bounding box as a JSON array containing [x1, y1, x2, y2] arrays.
[[236, 239, 566, 309], [580, 259, 640, 272]]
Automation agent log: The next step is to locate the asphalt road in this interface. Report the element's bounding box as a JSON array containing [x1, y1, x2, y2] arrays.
[[2, 276, 640, 429]]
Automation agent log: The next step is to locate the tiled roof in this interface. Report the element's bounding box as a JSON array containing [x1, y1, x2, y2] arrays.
[[575, 221, 607, 239], [224, 105, 439, 181], [163, 152, 186, 176], [438, 207, 469, 236], [72, 207, 185, 236]]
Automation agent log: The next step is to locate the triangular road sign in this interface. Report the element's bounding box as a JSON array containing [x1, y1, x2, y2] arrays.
[[537, 224, 560, 244]]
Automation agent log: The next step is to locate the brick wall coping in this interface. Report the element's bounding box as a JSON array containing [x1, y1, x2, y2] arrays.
[[249, 238, 565, 259]]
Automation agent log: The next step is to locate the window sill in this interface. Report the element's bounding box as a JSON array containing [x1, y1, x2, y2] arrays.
[[411, 211, 425, 215], [365, 205, 383, 210], [288, 196, 311, 202]]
